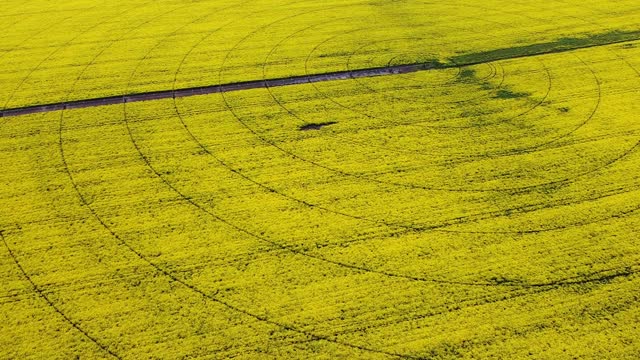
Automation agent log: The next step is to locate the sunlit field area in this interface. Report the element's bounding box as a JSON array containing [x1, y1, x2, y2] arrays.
[[1, 1, 640, 359]]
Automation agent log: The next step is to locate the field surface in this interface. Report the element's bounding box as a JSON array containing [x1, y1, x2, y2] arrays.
[[1, 0, 640, 359]]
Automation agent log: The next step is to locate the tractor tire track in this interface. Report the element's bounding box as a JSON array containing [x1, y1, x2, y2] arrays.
[[225, 52, 614, 195], [5, 2, 640, 356], [53, 2, 430, 359], [1, 1, 156, 112], [0, 231, 121, 359]]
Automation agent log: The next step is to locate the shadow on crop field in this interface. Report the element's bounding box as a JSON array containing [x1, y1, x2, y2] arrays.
[[493, 89, 530, 100], [299, 121, 338, 131], [450, 29, 640, 65]]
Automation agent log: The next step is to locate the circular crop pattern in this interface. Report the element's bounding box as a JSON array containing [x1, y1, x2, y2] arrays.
[[1, 1, 640, 359]]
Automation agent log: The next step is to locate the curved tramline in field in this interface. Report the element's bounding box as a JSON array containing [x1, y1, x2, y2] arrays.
[[1, 1, 640, 359]]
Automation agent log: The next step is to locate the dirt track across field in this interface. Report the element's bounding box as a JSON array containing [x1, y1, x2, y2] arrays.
[[1, 35, 637, 118], [0, 63, 433, 118]]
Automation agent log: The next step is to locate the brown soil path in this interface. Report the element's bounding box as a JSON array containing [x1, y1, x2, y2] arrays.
[[0, 34, 637, 118]]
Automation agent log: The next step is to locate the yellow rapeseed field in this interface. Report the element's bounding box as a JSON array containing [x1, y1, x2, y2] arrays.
[[1, 0, 640, 359]]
